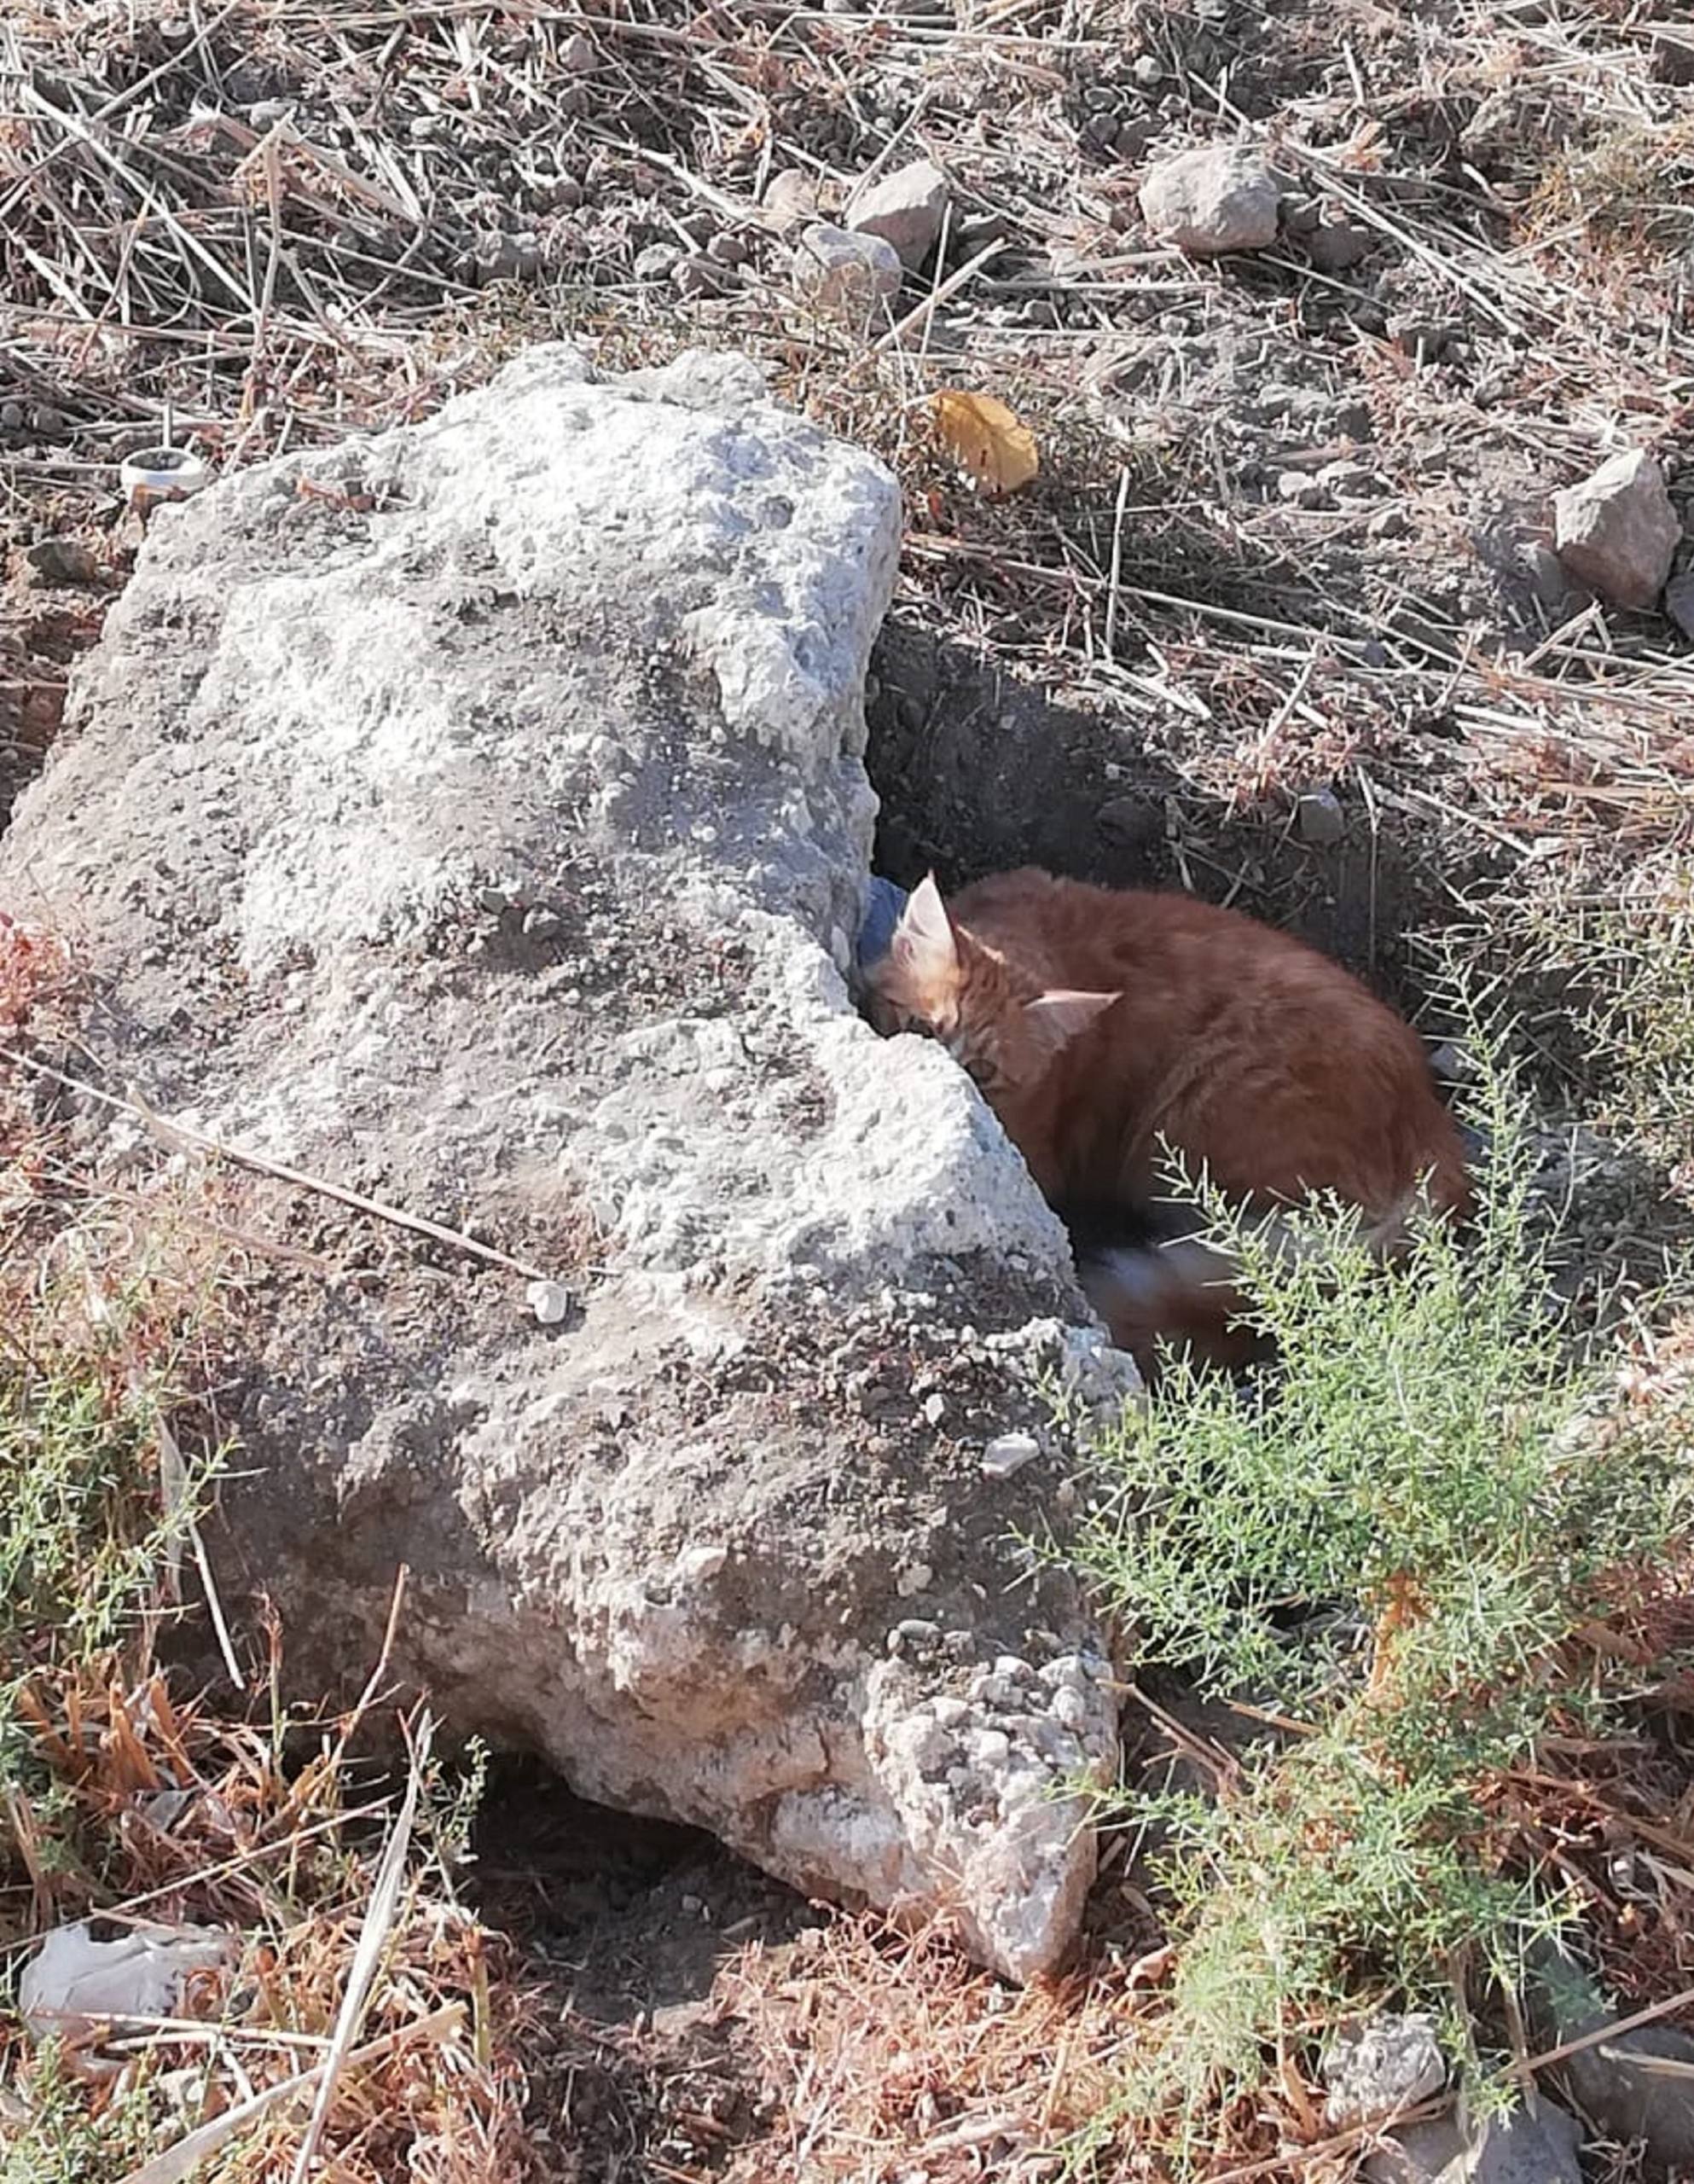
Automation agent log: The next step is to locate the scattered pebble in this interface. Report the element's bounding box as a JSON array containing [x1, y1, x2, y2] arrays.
[[1130, 53, 1163, 89], [1139, 145, 1281, 257], [846, 157, 949, 270], [896, 1561, 933, 1597], [20, 536, 99, 586], [526, 1279, 574, 1326], [559, 29, 599, 70], [1553, 447, 1680, 611], [980, 1430, 1039, 1478], [1296, 787, 1346, 845], [1367, 506, 1410, 542], [791, 221, 902, 319], [1665, 568, 1694, 642], [1278, 469, 1330, 508]]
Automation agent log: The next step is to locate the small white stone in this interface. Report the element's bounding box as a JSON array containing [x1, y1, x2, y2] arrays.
[[896, 1562, 934, 1598], [1050, 1686, 1089, 1731], [526, 1279, 574, 1325], [922, 1391, 947, 1426], [980, 1431, 1039, 1478], [676, 1544, 728, 1583]]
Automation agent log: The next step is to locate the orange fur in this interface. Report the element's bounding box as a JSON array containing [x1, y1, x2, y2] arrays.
[[867, 868, 1471, 1373]]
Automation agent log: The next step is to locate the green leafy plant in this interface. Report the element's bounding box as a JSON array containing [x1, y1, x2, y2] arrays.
[[1060, 1025, 1691, 2152]]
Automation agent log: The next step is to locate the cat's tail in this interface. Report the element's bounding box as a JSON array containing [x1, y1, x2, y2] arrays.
[[1073, 1236, 1268, 1377], [1070, 1154, 1468, 1379]]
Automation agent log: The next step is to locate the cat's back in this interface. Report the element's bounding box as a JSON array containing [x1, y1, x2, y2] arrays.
[[949, 867, 1356, 997]]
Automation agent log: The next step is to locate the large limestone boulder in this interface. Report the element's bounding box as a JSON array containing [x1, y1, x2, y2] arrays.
[[0, 346, 1131, 1979]]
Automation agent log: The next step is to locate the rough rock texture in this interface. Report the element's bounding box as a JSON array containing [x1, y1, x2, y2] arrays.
[[792, 222, 903, 318], [1534, 1941, 1694, 2169], [1552, 447, 1680, 611], [1323, 2013, 1446, 2129], [1368, 2102, 1582, 2184], [1139, 145, 1281, 257], [846, 158, 950, 270], [0, 345, 1130, 1982]]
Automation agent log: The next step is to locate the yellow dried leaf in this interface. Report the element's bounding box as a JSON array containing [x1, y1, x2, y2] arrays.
[[931, 389, 1039, 497]]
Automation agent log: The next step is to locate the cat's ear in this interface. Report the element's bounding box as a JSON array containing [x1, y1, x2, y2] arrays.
[[1023, 988, 1119, 1051], [888, 873, 959, 985]]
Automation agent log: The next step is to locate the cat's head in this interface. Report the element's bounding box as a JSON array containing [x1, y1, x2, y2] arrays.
[[867, 874, 1118, 1096]]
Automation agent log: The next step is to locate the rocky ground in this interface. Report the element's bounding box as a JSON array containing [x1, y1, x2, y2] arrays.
[[4, 0, 1694, 2178]]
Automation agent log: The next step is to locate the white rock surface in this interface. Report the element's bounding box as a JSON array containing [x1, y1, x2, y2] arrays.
[[1324, 2012, 1446, 2128], [1552, 448, 1680, 611], [0, 345, 1128, 1981], [792, 221, 903, 319], [1140, 145, 1281, 257], [846, 158, 950, 270]]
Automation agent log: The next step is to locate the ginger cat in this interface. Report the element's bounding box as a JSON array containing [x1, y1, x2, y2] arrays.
[[867, 868, 1470, 1373]]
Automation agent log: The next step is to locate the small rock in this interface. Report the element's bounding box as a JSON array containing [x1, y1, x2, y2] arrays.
[[559, 29, 599, 70], [1296, 787, 1346, 845], [845, 158, 949, 271], [707, 231, 748, 268], [1650, 24, 1694, 84], [1553, 447, 1681, 611], [1367, 2102, 1581, 2184], [792, 222, 902, 320], [1324, 2013, 1446, 2129], [1307, 221, 1372, 274], [980, 1431, 1040, 1478], [896, 1562, 934, 1598], [671, 255, 718, 299], [21, 537, 100, 587], [921, 1391, 946, 1426], [1534, 1941, 1694, 2173], [0, 401, 25, 433], [526, 1279, 574, 1326], [1278, 470, 1331, 508], [1666, 568, 1694, 641], [1368, 507, 1411, 542], [890, 1618, 941, 1654], [1049, 1686, 1088, 1730], [1114, 115, 1160, 162], [30, 404, 65, 436], [1139, 145, 1280, 258], [676, 1543, 728, 1583], [1130, 53, 1163, 89], [634, 241, 682, 282], [762, 169, 819, 235]]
